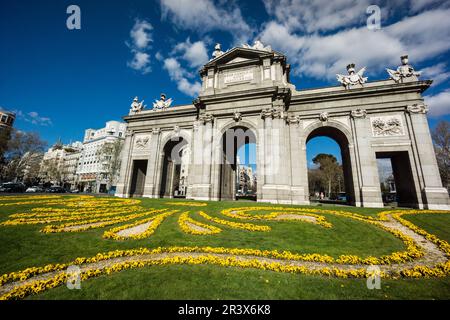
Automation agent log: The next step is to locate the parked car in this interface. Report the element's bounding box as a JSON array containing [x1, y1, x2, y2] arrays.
[[337, 192, 347, 202], [46, 186, 66, 193], [25, 186, 45, 193], [70, 189, 80, 193], [0, 182, 26, 193]]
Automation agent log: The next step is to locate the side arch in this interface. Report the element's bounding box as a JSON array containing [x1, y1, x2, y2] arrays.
[[302, 119, 359, 206]]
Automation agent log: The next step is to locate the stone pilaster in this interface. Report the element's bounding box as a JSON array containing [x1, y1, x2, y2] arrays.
[[351, 110, 384, 208], [259, 103, 292, 204], [287, 115, 309, 204], [406, 104, 450, 210], [143, 128, 161, 198], [190, 113, 214, 200]]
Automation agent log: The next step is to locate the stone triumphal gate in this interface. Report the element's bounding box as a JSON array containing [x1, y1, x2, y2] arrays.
[[115, 43, 450, 210]]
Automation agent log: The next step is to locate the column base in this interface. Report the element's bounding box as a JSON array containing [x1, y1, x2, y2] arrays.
[[423, 187, 450, 210], [360, 186, 384, 208], [189, 184, 212, 201]]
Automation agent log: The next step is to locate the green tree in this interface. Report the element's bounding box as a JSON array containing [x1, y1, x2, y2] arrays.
[[312, 153, 342, 198]]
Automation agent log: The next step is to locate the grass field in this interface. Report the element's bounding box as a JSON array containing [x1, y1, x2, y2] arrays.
[[0, 195, 449, 300]]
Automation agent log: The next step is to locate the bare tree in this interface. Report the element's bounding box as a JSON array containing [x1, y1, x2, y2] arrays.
[[432, 120, 450, 191], [39, 158, 62, 185], [96, 139, 124, 191], [0, 129, 47, 183]]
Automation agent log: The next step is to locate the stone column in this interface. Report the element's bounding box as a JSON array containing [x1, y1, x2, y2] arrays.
[[259, 105, 292, 204], [143, 128, 161, 198], [115, 129, 134, 198], [287, 115, 309, 204], [406, 104, 450, 210], [190, 114, 214, 201], [351, 110, 384, 208], [202, 114, 214, 186]]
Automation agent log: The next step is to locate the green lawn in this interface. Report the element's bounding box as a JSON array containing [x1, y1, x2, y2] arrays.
[[30, 265, 450, 300], [402, 213, 450, 243], [0, 195, 449, 300]]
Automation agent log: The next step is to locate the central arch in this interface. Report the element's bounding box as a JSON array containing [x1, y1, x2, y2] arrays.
[[305, 123, 356, 205], [159, 137, 189, 198], [218, 125, 257, 201]]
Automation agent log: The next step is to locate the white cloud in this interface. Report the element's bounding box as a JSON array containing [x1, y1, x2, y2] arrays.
[[14, 110, 52, 126], [129, 19, 153, 49], [127, 19, 153, 74], [173, 38, 209, 68], [425, 90, 450, 117], [409, 0, 449, 13], [163, 57, 201, 97], [127, 51, 151, 74], [259, 8, 450, 80], [420, 63, 450, 86], [259, 22, 305, 58], [160, 0, 252, 42], [155, 51, 164, 61], [263, 0, 371, 33]]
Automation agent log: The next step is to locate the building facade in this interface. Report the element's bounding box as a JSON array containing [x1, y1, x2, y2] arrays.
[[60, 142, 82, 190], [39, 141, 82, 188], [0, 109, 15, 131], [77, 121, 127, 192], [115, 44, 450, 210]]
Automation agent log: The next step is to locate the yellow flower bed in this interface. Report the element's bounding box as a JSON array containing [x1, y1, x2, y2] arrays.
[[178, 211, 222, 235], [221, 207, 332, 228], [198, 211, 271, 232], [1, 195, 450, 300], [166, 201, 208, 207], [102, 210, 177, 240]]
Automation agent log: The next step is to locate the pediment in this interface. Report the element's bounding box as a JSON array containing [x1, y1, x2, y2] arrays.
[[203, 47, 281, 69], [226, 56, 251, 64]]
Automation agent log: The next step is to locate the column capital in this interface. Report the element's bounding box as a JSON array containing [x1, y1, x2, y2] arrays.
[[151, 127, 161, 135], [286, 114, 301, 125], [351, 108, 367, 119], [261, 106, 287, 120], [199, 113, 214, 124], [407, 104, 428, 114], [125, 129, 134, 137]]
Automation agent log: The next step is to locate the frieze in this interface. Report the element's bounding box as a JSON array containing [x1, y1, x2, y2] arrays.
[[370, 115, 405, 137]]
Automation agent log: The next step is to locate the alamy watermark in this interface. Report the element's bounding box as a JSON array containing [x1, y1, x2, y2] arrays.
[[66, 265, 82, 290], [66, 5, 81, 30], [366, 265, 381, 290], [367, 5, 381, 30]]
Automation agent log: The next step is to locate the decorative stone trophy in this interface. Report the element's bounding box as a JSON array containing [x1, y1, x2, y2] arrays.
[[386, 55, 421, 83], [129, 96, 145, 114], [336, 63, 368, 89], [242, 40, 272, 52], [152, 93, 173, 111], [212, 43, 224, 59]]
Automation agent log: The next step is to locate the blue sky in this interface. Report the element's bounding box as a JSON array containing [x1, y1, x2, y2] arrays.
[[1, 0, 449, 167]]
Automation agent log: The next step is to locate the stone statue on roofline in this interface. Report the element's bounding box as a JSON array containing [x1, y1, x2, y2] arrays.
[[212, 43, 224, 59], [386, 54, 421, 83], [242, 40, 272, 52], [129, 96, 146, 114], [152, 93, 173, 111], [336, 63, 368, 89]]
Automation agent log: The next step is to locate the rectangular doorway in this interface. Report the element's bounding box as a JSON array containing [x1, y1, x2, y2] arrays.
[[129, 160, 148, 197], [376, 151, 418, 208]]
